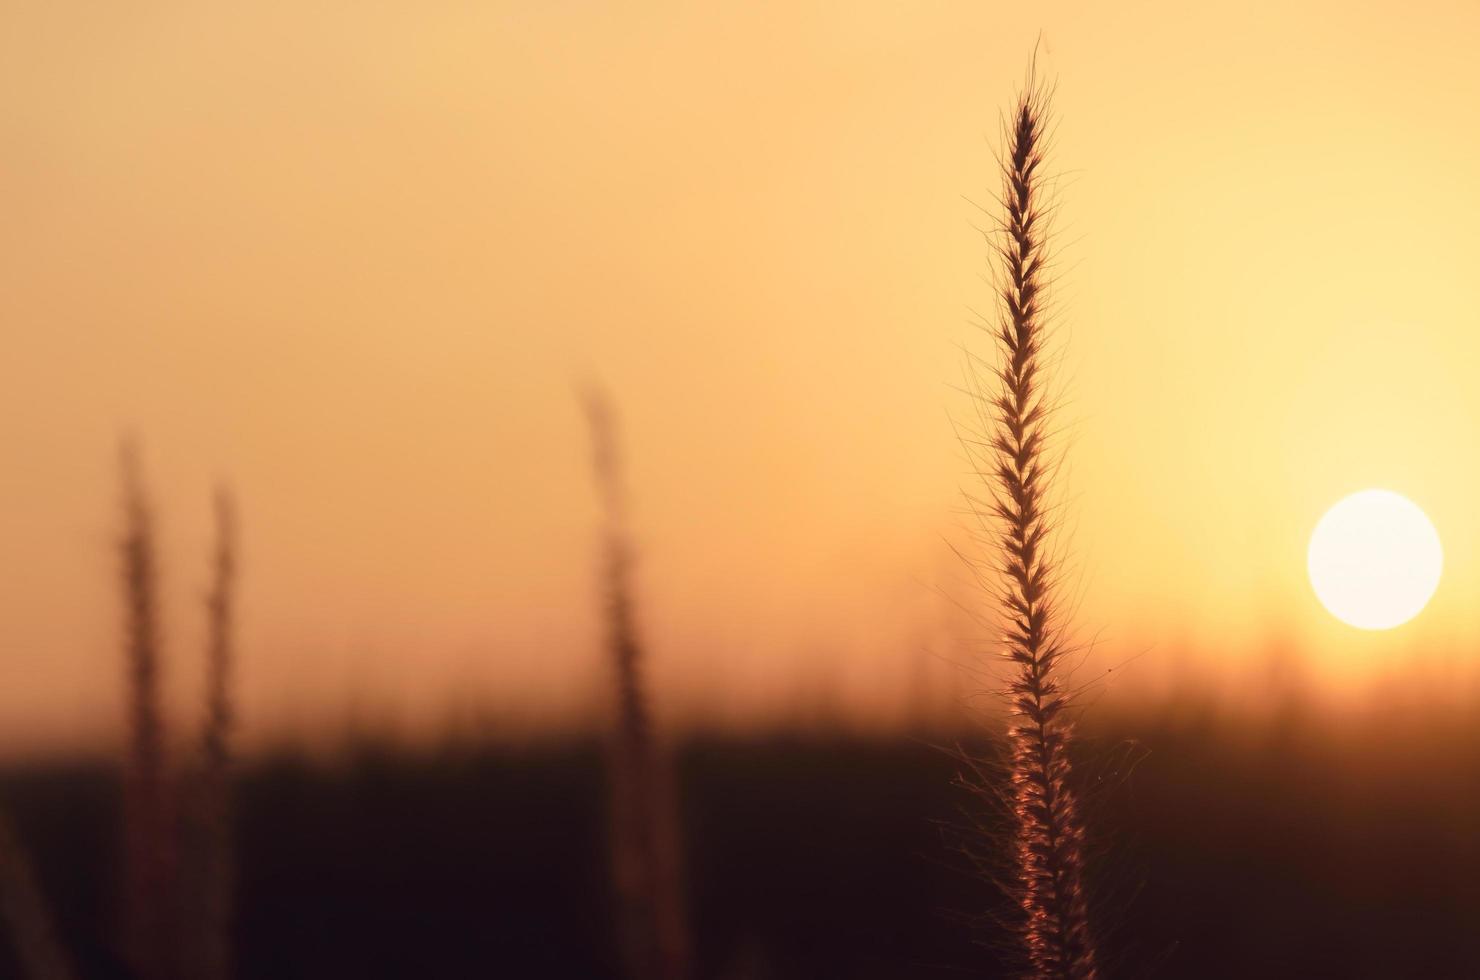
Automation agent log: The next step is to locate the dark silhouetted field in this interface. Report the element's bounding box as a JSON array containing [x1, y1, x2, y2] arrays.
[[3, 709, 1480, 978]]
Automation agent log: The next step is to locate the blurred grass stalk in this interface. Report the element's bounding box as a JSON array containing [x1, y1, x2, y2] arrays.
[[584, 387, 690, 980], [180, 487, 239, 980], [0, 812, 74, 980], [118, 443, 176, 980]]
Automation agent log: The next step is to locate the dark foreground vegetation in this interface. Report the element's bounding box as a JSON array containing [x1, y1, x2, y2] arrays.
[[3, 710, 1480, 979]]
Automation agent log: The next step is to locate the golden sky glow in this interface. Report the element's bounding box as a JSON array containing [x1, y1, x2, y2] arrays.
[[7, 2, 1480, 751]]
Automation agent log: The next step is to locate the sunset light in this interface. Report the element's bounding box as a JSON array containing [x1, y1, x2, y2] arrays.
[[10, 4, 1480, 977], [1307, 489, 1442, 630]]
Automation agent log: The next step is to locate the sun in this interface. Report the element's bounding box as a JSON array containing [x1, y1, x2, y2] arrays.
[[1307, 489, 1442, 630]]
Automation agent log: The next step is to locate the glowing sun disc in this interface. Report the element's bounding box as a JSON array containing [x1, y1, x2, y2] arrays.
[[1307, 489, 1442, 630]]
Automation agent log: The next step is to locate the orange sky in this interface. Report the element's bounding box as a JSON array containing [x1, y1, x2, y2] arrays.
[[7, 2, 1480, 753]]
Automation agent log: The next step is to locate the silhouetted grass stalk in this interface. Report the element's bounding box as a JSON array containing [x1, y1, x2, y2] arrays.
[[584, 389, 690, 980], [0, 811, 75, 980], [181, 487, 238, 980], [118, 443, 175, 980], [965, 81, 1098, 979]]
